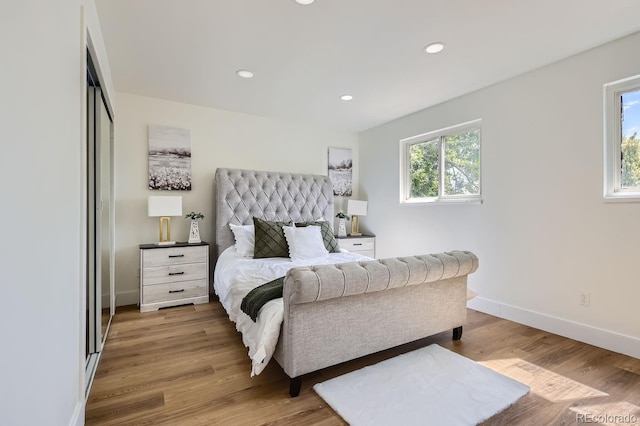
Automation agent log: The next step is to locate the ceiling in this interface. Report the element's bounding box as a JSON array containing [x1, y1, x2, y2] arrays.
[[95, 0, 640, 133]]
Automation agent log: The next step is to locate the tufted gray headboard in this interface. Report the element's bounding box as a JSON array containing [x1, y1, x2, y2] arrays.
[[214, 168, 334, 258]]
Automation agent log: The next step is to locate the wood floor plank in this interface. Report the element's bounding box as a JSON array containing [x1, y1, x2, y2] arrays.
[[85, 391, 165, 424], [86, 304, 640, 426], [88, 365, 215, 404]]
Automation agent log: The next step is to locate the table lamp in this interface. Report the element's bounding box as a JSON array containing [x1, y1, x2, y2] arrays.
[[148, 196, 183, 245], [347, 200, 367, 236]]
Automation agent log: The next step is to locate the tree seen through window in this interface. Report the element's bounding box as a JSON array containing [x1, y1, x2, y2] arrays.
[[621, 89, 640, 189], [409, 128, 480, 199]]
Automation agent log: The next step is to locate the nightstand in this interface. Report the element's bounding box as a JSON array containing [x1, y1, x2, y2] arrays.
[[336, 234, 376, 258], [139, 242, 209, 312]]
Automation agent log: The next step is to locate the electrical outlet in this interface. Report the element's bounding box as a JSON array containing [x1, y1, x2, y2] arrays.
[[579, 292, 591, 307]]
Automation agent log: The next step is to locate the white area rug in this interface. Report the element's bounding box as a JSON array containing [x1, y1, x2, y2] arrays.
[[313, 344, 529, 426]]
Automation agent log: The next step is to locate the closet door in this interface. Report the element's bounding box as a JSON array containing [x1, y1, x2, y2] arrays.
[[97, 88, 113, 343], [86, 81, 114, 357], [85, 45, 115, 396], [86, 86, 98, 357]]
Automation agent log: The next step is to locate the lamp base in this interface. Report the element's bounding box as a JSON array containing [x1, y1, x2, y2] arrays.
[[349, 233, 362, 236], [350, 215, 362, 236], [157, 216, 175, 246]]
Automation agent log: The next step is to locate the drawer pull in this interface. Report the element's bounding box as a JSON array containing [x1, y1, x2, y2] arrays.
[[169, 289, 185, 294], [169, 254, 185, 258], [168, 271, 185, 276], [353, 243, 362, 246]]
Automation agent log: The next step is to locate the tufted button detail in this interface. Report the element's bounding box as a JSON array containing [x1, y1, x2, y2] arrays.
[[215, 167, 337, 254]]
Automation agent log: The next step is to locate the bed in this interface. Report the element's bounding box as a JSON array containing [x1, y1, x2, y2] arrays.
[[213, 167, 479, 396]]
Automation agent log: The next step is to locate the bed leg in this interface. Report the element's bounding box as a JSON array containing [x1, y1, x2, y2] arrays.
[[453, 326, 463, 340], [289, 376, 302, 397]]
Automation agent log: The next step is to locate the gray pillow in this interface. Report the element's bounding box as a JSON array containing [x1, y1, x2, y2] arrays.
[[253, 217, 292, 258], [295, 221, 340, 253]]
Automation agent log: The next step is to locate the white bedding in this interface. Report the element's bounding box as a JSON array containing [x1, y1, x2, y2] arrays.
[[213, 246, 371, 376]]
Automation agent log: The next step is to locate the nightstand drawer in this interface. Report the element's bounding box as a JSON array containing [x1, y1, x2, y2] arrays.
[[142, 245, 208, 267], [142, 262, 207, 285], [142, 279, 208, 304], [339, 239, 375, 252]]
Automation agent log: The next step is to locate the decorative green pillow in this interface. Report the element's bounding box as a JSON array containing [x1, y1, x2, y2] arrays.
[[295, 221, 341, 253], [253, 217, 292, 258]]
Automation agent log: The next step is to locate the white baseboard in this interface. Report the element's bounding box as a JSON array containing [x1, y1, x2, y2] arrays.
[[116, 290, 139, 307], [69, 400, 84, 426], [467, 296, 640, 359]]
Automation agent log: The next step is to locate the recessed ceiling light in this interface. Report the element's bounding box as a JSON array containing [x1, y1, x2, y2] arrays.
[[236, 69, 254, 79], [295, 0, 315, 4], [340, 94, 353, 101], [424, 42, 445, 54]]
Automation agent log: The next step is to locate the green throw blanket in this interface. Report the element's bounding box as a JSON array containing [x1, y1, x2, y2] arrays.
[[241, 276, 284, 322]]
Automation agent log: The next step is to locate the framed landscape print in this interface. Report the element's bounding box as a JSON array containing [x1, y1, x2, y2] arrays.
[[328, 147, 352, 196], [148, 125, 192, 190]]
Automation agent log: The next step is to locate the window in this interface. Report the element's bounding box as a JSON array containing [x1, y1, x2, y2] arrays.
[[400, 120, 481, 203], [604, 75, 640, 200]]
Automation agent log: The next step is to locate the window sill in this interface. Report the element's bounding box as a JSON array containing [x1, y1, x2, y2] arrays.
[[603, 193, 640, 203], [401, 197, 483, 205]]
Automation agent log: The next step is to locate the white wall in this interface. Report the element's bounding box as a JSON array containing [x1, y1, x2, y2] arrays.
[[114, 93, 359, 305], [359, 32, 640, 358], [0, 0, 114, 425]]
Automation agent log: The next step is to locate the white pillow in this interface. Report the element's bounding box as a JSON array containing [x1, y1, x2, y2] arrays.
[[229, 223, 255, 257], [282, 225, 329, 261]]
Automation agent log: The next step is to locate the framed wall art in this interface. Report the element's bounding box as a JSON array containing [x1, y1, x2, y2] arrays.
[[148, 125, 192, 190], [328, 147, 352, 196]]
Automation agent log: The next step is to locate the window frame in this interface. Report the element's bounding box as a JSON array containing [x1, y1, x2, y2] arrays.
[[399, 119, 482, 205], [603, 74, 640, 201]]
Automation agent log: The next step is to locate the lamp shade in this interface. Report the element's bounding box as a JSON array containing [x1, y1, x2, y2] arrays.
[[148, 196, 183, 217], [347, 200, 368, 216]]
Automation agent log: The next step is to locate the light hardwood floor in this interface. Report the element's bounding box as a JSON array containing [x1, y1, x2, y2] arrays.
[[86, 301, 640, 425]]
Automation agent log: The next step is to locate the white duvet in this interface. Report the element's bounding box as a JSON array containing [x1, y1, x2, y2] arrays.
[[213, 246, 371, 376]]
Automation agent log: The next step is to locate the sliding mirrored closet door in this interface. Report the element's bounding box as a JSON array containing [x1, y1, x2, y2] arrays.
[[86, 50, 114, 374]]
